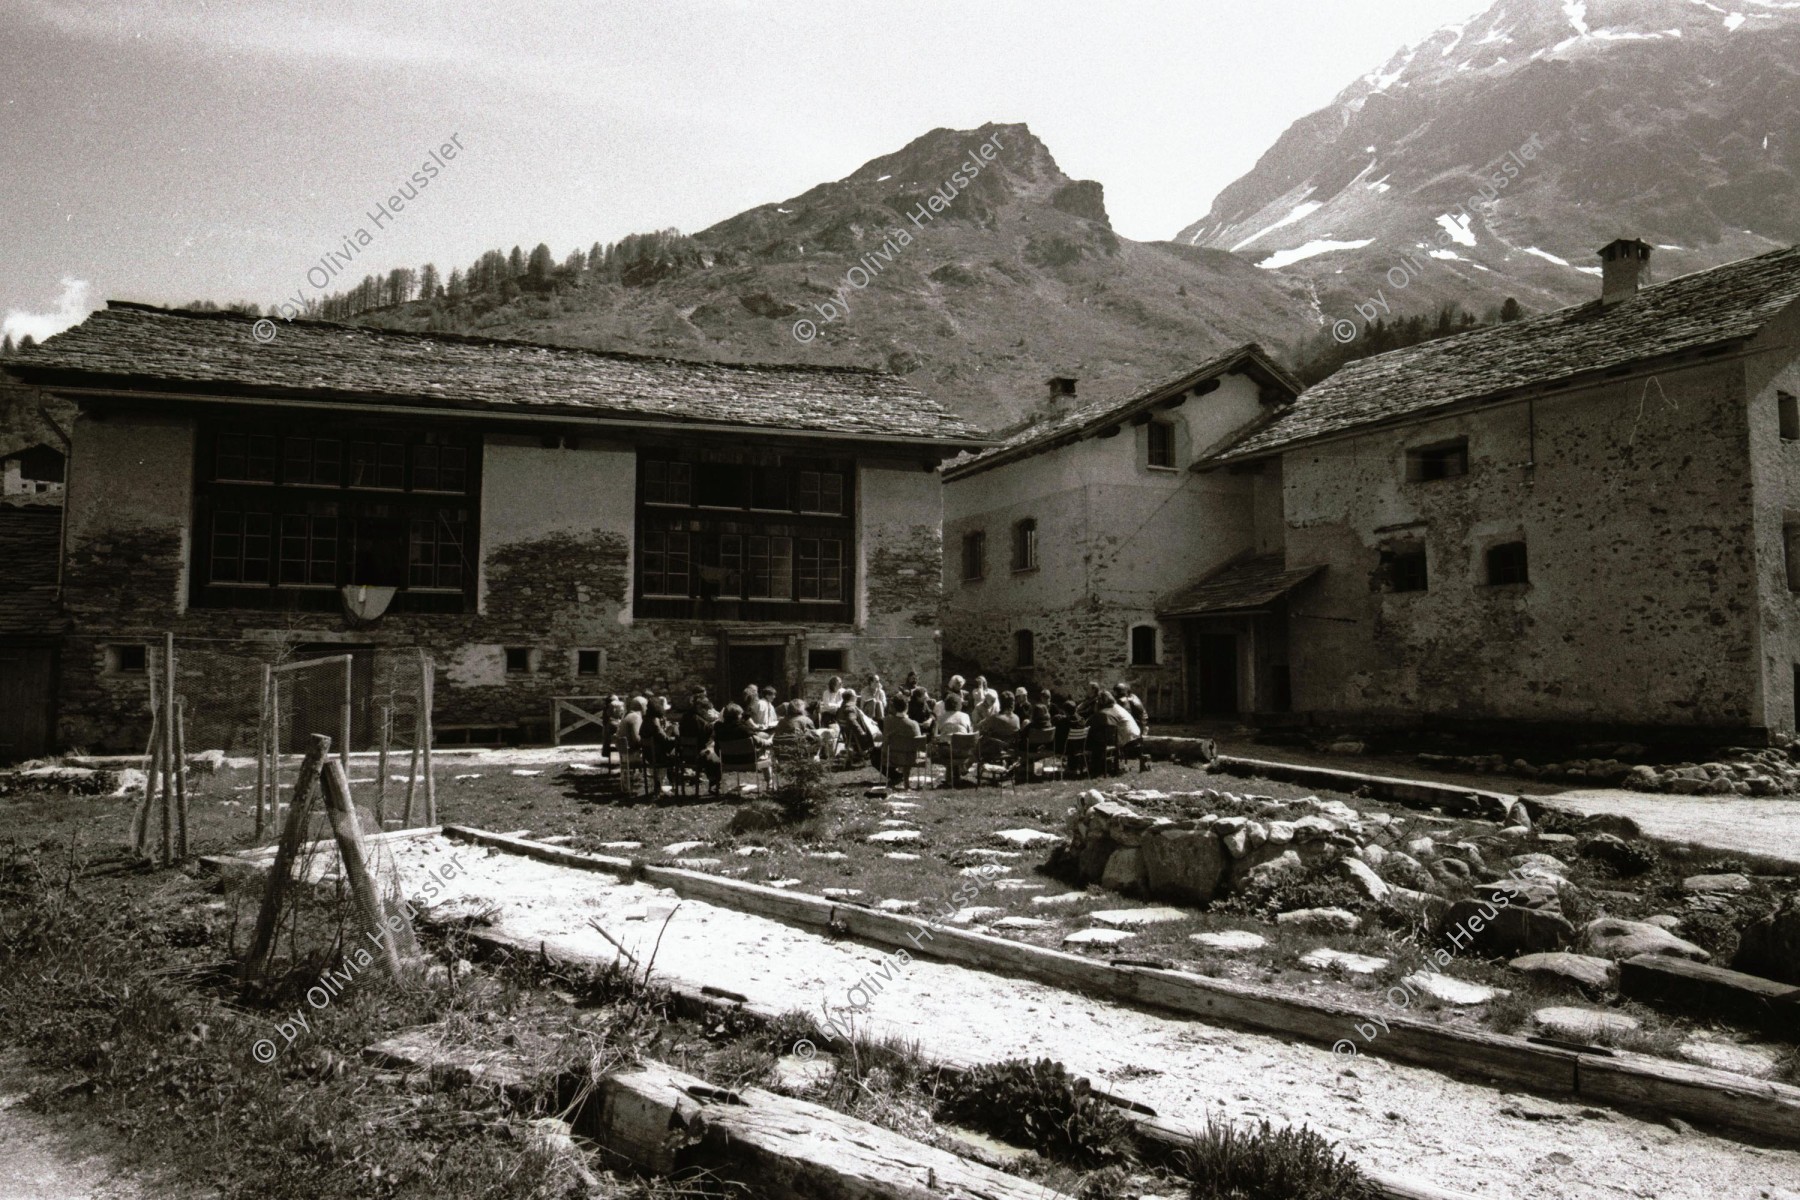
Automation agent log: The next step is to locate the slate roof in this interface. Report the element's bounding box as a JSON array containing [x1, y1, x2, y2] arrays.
[[941, 344, 1300, 480], [6, 303, 987, 445], [0, 507, 63, 636], [1158, 553, 1324, 618], [1215, 243, 1800, 462]]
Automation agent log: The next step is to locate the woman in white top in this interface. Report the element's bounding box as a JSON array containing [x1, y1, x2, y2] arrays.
[[820, 675, 846, 716]]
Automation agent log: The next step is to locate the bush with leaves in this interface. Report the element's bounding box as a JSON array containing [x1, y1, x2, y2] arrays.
[[935, 1057, 1135, 1169], [769, 748, 833, 824], [1182, 1117, 1380, 1200]]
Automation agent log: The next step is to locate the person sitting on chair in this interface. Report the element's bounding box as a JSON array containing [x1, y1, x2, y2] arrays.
[[932, 691, 973, 759], [881, 696, 923, 787], [1090, 692, 1141, 776], [835, 688, 881, 768], [865, 675, 887, 721], [977, 689, 1020, 740], [820, 675, 847, 718], [969, 676, 999, 723], [677, 690, 723, 794], [749, 686, 779, 732], [906, 686, 935, 738]]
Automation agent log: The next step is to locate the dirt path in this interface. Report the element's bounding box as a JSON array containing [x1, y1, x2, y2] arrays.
[[0, 1054, 162, 1200], [388, 835, 1800, 1200]]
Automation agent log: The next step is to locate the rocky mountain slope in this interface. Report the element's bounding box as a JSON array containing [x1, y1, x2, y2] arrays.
[[1177, 0, 1800, 323], [357, 124, 1321, 432]]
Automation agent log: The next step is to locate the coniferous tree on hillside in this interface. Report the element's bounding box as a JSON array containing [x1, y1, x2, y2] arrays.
[[2, 334, 14, 355], [525, 243, 555, 290], [417, 263, 441, 301], [507, 246, 525, 278]]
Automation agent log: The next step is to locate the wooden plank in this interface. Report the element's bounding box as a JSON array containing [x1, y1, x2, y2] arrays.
[[320, 756, 404, 977], [1576, 1051, 1800, 1145], [364, 1026, 534, 1095], [240, 735, 328, 983], [596, 1060, 1055, 1200]]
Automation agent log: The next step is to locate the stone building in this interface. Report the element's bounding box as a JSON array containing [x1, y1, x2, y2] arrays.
[[5, 303, 983, 752], [1208, 240, 1800, 746], [939, 346, 1300, 716]]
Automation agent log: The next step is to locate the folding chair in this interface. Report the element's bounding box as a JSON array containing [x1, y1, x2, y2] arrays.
[[944, 732, 978, 789], [882, 732, 930, 790], [616, 742, 651, 797], [1022, 727, 1058, 782], [1062, 727, 1092, 780], [718, 735, 772, 795], [1090, 724, 1122, 776], [671, 735, 706, 797], [976, 736, 1018, 788]]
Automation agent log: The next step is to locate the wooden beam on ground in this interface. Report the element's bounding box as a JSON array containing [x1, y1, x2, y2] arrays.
[[438, 825, 1800, 1146], [1617, 952, 1800, 1037], [1212, 755, 1515, 819]]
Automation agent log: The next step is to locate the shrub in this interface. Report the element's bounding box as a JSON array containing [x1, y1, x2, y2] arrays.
[[1182, 1117, 1380, 1200], [935, 1057, 1135, 1168], [769, 750, 832, 824], [1577, 835, 1660, 877]]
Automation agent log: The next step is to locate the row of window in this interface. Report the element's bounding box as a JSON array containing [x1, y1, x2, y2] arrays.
[[1010, 625, 1159, 670], [1379, 540, 1528, 593], [212, 431, 470, 493], [498, 645, 848, 676], [208, 503, 470, 591], [640, 530, 846, 602], [962, 520, 1037, 581], [643, 459, 846, 515]]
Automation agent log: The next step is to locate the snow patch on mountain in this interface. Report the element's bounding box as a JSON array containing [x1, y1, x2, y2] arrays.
[[1520, 246, 1572, 266], [1256, 239, 1374, 269], [1230, 198, 1321, 251], [1437, 214, 1477, 247]]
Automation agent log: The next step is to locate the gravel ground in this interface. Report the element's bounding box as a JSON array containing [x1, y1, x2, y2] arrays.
[[385, 834, 1800, 1200]]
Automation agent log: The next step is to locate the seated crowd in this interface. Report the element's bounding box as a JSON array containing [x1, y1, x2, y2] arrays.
[[585, 671, 1152, 795]]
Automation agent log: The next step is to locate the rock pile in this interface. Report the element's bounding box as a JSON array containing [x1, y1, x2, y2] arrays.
[[1418, 743, 1800, 795]]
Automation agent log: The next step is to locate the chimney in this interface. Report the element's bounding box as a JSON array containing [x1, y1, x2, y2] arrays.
[[1598, 238, 1652, 306]]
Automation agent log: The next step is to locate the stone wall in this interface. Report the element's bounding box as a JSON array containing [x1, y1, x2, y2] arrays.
[[1281, 357, 1765, 735], [55, 411, 948, 752]]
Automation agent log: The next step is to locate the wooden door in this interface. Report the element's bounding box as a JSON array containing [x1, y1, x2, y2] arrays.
[[0, 645, 54, 762]]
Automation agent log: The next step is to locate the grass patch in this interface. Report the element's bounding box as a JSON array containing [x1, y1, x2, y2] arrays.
[[935, 1057, 1136, 1169], [1178, 1116, 1380, 1200]]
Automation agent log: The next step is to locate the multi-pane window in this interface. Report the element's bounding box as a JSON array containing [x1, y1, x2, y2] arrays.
[[209, 506, 274, 584], [408, 513, 467, 589], [1147, 420, 1175, 468], [278, 512, 339, 585], [1781, 392, 1799, 442], [641, 530, 692, 596], [215, 433, 277, 483], [1012, 518, 1038, 572], [196, 425, 477, 608], [643, 460, 693, 505], [797, 470, 845, 514], [635, 452, 851, 616], [962, 531, 986, 582], [1015, 629, 1035, 668], [747, 535, 793, 599], [797, 539, 843, 601]]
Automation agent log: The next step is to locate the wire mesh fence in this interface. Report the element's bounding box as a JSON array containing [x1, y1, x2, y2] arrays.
[[133, 638, 440, 862]]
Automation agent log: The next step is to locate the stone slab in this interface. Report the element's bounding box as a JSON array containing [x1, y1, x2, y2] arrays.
[[1087, 906, 1190, 929], [1299, 947, 1389, 975]]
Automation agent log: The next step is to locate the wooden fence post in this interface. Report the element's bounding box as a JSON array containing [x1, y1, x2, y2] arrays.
[[420, 651, 437, 825], [341, 661, 353, 773], [254, 664, 271, 842], [160, 634, 176, 868], [376, 703, 390, 828], [241, 734, 329, 985], [319, 759, 405, 978], [174, 695, 189, 860], [131, 659, 160, 858]]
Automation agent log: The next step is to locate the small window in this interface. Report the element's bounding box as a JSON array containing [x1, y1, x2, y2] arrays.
[[1012, 518, 1038, 572], [504, 647, 534, 674], [1485, 541, 1529, 586], [1147, 420, 1175, 469], [107, 644, 147, 674], [962, 531, 986, 581], [1786, 519, 1800, 592], [577, 649, 602, 677], [807, 648, 846, 672], [1381, 546, 1428, 593], [1129, 624, 1158, 667], [1405, 438, 1469, 483], [1015, 629, 1035, 668], [1781, 392, 1799, 442]]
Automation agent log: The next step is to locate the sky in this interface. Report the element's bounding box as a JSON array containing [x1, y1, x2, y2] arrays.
[[0, 0, 1482, 342]]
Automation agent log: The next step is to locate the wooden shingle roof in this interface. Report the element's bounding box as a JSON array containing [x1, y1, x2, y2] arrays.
[[8, 303, 986, 446], [1158, 553, 1323, 617], [1215, 243, 1800, 462]]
